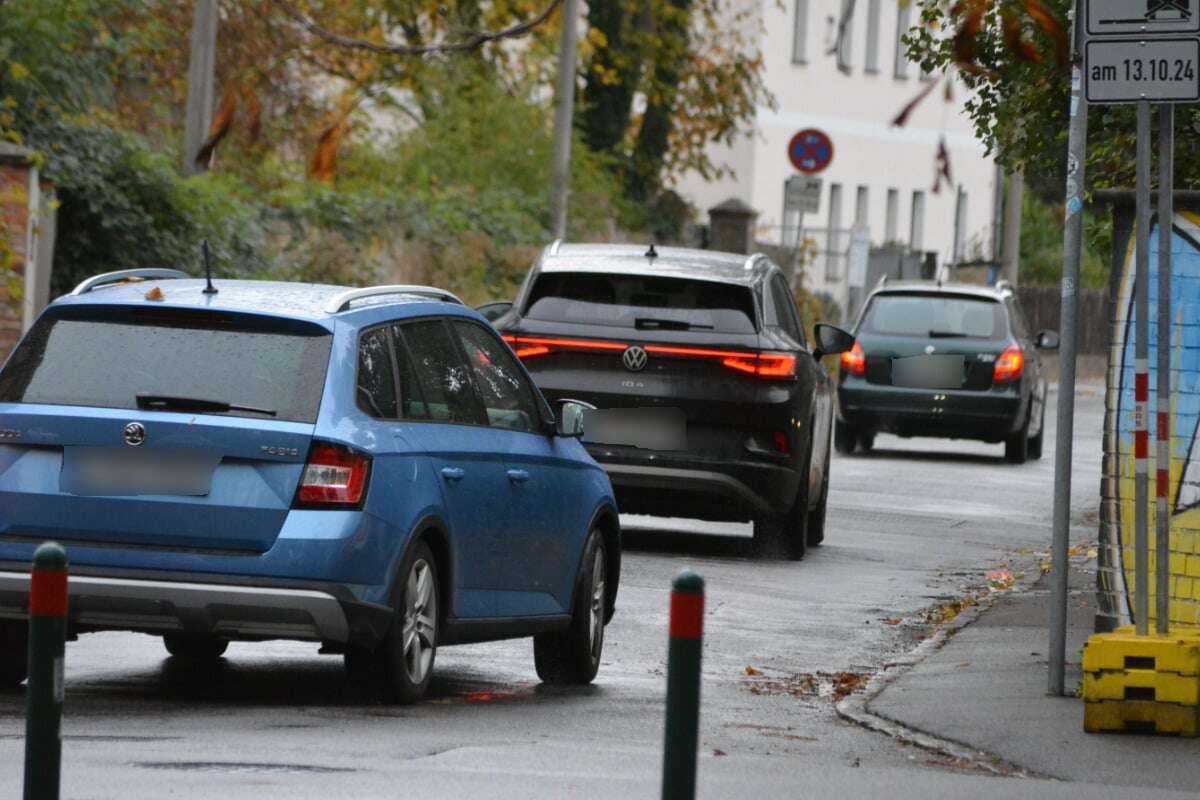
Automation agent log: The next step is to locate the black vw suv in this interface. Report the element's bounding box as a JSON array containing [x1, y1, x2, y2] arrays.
[[491, 243, 854, 560], [836, 280, 1058, 463]]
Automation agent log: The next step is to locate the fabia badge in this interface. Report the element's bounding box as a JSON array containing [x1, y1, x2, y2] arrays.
[[123, 422, 147, 447], [622, 345, 648, 372]]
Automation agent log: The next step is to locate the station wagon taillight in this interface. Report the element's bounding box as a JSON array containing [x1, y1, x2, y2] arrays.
[[296, 442, 371, 507], [993, 344, 1024, 384], [840, 341, 865, 375]]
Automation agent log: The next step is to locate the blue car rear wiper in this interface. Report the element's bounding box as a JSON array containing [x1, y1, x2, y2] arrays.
[[136, 394, 277, 417]]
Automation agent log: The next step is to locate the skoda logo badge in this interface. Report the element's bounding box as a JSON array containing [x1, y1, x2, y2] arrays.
[[925, 345, 936, 355], [123, 422, 147, 447], [622, 345, 648, 372]]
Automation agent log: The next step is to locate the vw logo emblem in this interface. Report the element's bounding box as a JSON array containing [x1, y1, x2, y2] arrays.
[[123, 422, 147, 447], [622, 346, 648, 372], [924, 345, 936, 355]]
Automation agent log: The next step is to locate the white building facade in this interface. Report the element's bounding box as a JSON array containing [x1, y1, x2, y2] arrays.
[[674, 0, 998, 308]]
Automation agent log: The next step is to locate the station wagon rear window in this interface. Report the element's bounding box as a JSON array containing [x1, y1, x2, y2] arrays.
[[525, 272, 758, 334], [0, 307, 332, 423], [860, 293, 1006, 340]]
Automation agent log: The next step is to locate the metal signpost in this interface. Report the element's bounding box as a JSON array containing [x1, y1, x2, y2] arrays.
[[1058, 0, 1193, 671]]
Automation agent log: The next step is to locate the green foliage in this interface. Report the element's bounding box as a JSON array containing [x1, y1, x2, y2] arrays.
[[1016, 192, 1109, 289], [29, 122, 268, 297], [907, 0, 1200, 194]]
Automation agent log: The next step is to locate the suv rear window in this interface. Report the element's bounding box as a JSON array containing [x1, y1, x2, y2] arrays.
[[0, 307, 332, 423], [524, 272, 758, 334], [860, 293, 1006, 340]]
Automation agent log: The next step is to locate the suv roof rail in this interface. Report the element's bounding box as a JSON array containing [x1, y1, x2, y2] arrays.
[[70, 268, 190, 296], [549, 239, 564, 256], [323, 284, 464, 314], [743, 252, 768, 271]]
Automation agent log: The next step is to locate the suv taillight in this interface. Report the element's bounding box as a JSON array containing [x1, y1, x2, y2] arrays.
[[840, 341, 865, 375], [295, 442, 371, 508], [993, 344, 1024, 383]]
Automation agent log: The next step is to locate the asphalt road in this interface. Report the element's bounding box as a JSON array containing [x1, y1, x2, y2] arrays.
[[1, 389, 1141, 799]]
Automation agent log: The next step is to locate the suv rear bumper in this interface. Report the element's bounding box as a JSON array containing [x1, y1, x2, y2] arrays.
[[588, 447, 800, 521], [839, 382, 1025, 440], [0, 569, 393, 646]]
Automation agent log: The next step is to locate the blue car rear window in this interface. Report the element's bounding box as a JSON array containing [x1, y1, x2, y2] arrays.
[[0, 306, 332, 423]]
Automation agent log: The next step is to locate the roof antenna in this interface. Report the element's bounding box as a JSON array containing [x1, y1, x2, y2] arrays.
[[201, 239, 218, 295], [645, 242, 658, 260]]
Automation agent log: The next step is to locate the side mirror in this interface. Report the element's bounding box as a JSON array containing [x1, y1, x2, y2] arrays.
[[476, 301, 514, 323], [1035, 329, 1060, 350], [554, 399, 595, 438], [812, 323, 856, 360]]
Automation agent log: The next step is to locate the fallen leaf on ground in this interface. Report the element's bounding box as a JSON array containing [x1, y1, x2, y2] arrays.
[[745, 665, 763, 676]]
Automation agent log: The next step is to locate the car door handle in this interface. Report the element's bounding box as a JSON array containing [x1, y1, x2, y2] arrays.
[[440, 467, 466, 482], [506, 469, 530, 484]]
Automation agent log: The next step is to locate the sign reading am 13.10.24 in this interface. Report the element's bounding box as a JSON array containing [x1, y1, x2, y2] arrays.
[[1085, 0, 1200, 103]]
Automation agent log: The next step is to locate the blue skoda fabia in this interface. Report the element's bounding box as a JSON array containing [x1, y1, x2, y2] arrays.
[[0, 271, 620, 704]]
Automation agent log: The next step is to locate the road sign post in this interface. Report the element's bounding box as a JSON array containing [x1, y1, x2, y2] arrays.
[[1157, 104, 1174, 634]]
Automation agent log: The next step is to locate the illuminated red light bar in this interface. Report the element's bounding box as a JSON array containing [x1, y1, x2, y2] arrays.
[[502, 335, 796, 379]]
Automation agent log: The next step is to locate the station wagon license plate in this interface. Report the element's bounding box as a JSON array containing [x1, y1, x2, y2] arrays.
[[583, 408, 687, 451], [891, 355, 965, 389], [61, 448, 219, 497]]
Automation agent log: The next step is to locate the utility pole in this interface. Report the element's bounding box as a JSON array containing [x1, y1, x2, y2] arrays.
[[183, 0, 218, 176], [1048, 0, 1088, 696], [1001, 170, 1023, 285], [549, 0, 581, 240]]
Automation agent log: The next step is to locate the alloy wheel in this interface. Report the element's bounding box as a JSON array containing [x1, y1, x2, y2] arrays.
[[403, 558, 438, 685]]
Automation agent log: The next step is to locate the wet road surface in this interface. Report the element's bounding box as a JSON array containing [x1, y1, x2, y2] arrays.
[[0, 390, 1120, 798]]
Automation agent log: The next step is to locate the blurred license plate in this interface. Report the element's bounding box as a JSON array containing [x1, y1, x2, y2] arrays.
[[63, 448, 218, 497], [892, 355, 965, 389], [582, 408, 687, 450]]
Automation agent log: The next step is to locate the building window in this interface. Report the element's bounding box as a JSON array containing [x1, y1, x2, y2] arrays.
[[827, 183, 844, 281], [894, 4, 911, 79], [793, 0, 808, 64], [835, 0, 855, 72], [910, 190, 926, 251], [885, 188, 899, 242], [855, 185, 870, 227], [864, 0, 881, 73], [953, 188, 969, 262]]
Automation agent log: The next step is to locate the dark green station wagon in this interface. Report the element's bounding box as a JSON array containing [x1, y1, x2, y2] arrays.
[[834, 280, 1059, 464]]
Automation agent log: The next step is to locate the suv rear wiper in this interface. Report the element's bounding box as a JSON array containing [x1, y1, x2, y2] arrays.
[[635, 317, 713, 331], [136, 394, 277, 417], [928, 330, 969, 338]]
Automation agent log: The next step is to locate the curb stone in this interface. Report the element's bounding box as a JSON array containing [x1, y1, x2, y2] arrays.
[[834, 553, 1056, 779]]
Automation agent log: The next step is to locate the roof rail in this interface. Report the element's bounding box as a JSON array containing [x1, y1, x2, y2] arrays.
[[876, 274, 889, 290], [994, 279, 1014, 293], [549, 239, 563, 256], [323, 284, 464, 314], [743, 252, 768, 271], [70, 268, 190, 296]]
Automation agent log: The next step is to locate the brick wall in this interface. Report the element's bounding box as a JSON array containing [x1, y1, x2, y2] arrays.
[[0, 160, 30, 362]]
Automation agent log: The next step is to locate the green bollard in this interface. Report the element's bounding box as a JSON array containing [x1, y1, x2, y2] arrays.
[[662, 569, 704, 800], [24, 542, 68, 800]]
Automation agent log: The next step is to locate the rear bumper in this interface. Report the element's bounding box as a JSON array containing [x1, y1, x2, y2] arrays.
[[0, 568, 392, 646], [588, 447, 800, 521], [838, 381, 1026, 441]]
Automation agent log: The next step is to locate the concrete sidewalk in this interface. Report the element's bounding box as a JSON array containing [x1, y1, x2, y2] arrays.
[[865, 558, 1200, 792]]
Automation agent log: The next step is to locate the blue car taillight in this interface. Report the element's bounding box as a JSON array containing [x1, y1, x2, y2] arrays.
[[294, 442, 371, 509]]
